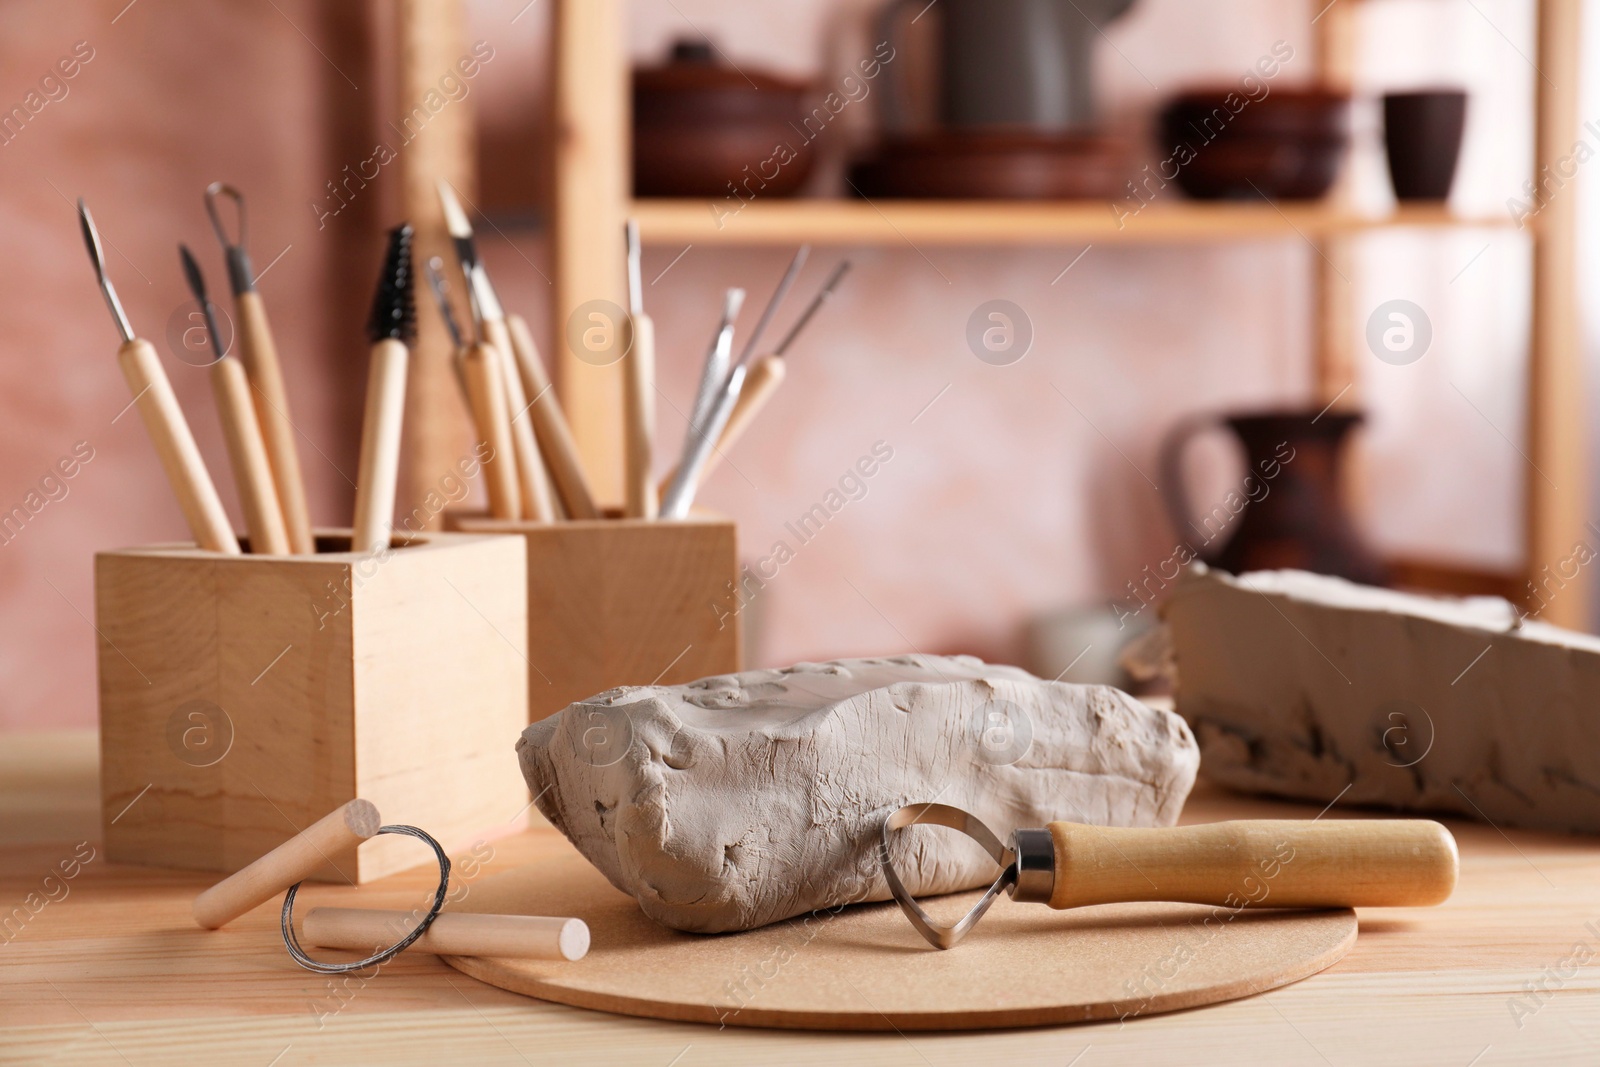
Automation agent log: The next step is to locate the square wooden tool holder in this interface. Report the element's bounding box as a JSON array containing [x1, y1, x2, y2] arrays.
[[94, 529, 530, 883], [445, 513, 743, 720]]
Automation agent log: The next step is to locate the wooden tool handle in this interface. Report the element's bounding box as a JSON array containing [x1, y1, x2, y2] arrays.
[[303, 908, 590, 961], [351, 339, 410, 554], [235, 291, 314, 554], [1043, 820, 1458, 911], [210, 356, 290, 555], [504, 313, 599, 519], [193, 799, 381, 929], [657, 354, 786, 499], [624, 312, 657, 519], [484, 328, 556, 523], [461, 341, 522, 520], [117, 339, 240, 555]]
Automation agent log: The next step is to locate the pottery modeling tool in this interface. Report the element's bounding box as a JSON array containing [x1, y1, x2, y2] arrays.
[[495, 316, 557, 523], [733, 246, 810, 370], [422, 254, 473, 406], [204, 183, 315, 554], [505, 311, 594, 519], [880, 803, 1458, 949], [350, 225, 416, 556], [461, 334, 523, 520], [660, 289, 745, 518], [441, 215, 556, 524], [79, 202, 240, 555], [424, 256, 556, 519], [304, 908, 590, 962], [438, 180, 582, 519], [193, 799, 383, 928], [623, 220, 656, 519], [682, 287, 745, 441], [660, 260, 852, 496], [179, 244, 290, 556]]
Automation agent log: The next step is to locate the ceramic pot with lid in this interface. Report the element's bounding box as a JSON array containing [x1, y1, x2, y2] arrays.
[[633, 39, 816, 198]]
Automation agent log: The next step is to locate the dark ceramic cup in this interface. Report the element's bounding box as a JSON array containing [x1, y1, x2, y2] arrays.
[[1383, 89, 1468, 201]]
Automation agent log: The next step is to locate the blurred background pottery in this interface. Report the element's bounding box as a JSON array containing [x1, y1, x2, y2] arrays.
[[633, 39, 816, 198], [1160, 87, 1350, 200], [1383, 89, 1468, 201], [849, 131, 1127, 199], [860, 0, 1138, 199], [1159, 409, 1389, 586]]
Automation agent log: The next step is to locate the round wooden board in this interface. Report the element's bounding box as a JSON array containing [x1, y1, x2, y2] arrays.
[[440, 848, 1358, 1031]]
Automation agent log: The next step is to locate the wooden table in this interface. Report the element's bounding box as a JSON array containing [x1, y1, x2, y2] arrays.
[[4, 731, 1599, 1065]]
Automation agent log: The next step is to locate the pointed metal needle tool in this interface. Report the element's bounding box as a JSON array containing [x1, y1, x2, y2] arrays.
[[183, 243, 290, 555], [735, 245, 809, 368]]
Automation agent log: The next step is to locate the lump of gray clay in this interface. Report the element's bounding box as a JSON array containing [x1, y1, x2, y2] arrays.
[[517, 654, 1198, 933], [1164, 564, 1600, 834]]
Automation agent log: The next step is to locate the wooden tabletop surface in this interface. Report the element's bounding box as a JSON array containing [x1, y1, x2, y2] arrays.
[[3, 730, 1599, 1066]]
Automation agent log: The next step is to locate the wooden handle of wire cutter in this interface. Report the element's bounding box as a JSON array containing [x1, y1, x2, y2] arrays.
[[624, 312, 657, 519], [193, 800, 381, 929], [351, 339, 409, 554], [118, 339, 240, 555], [657, 354, 786, 498], [211, 356, 290, 555], [303, 908, 589, 961], [1043, 820, 1458, 910], [461, 341, 521, 520], [504, 314, 599, 519], [235, 291, 314, 555]]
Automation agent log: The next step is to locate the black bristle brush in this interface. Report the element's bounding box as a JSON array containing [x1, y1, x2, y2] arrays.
[[351, 224, 415, 555]]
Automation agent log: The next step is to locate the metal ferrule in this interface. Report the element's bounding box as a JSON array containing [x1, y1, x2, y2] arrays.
[[226, 247, 255, 295], [1010, 827, 1056, 903]]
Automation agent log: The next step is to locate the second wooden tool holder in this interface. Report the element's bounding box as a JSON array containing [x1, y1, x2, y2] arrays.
[[95, 529, 530, 883], [445, 514, 743, 720]]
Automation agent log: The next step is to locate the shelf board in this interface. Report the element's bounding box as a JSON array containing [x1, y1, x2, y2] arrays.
[[630, 199, 1523, 247]]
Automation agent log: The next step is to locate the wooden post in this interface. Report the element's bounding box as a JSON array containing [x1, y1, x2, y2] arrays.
[[1311, 0, 1358, 410], [1527, 0, 1588, 628], [396, 0, 475, 525], [552, 0, 628, 505]]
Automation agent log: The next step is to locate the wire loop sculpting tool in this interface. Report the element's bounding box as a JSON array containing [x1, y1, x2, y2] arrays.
[[880, 802, 1459, 949], [204, 181, 315, 554]]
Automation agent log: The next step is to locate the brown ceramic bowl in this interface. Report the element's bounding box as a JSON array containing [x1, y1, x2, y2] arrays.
[[1160, 87, 1350, 200], [849, 131, 1129, 200], [633, 40, 816, 198]]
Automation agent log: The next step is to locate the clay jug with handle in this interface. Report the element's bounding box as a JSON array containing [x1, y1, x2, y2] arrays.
[[876, 0, 1138, 133], [1158, 410, 1389, 586]]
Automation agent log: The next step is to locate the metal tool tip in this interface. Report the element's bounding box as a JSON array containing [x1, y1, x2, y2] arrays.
[[78, 199, 135, 343], [367, 224, 417, 347], [724, 288, 746, 321], [177, 243, 206, 300], [203, 182, 246, 249], [436, 180, 471, 238], [77, 199, 104, 276]]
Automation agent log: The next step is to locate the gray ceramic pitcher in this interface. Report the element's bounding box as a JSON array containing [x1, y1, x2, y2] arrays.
[[878, 0, 1138, 132]]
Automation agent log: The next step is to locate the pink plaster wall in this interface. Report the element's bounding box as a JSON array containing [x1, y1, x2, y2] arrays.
[[0, 1, 377, 731], [0, 0, 1567, 730]]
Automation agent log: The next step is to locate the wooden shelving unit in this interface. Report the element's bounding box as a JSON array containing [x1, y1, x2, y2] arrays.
[[631, 199, 1523, 246], [397, 0, 1588, 627]]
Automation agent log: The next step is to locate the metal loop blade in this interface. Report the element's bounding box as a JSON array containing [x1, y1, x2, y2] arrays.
[[879, 803, 1016, 949]]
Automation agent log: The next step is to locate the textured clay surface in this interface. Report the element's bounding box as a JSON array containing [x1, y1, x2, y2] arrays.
[[1166, 565, 1600, 834], [518, 654, 1199, 933]]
